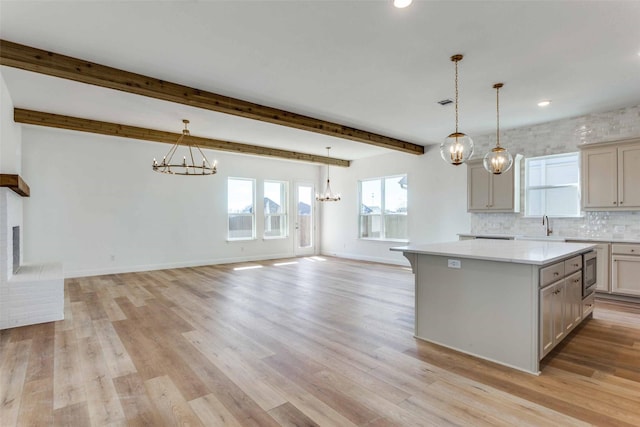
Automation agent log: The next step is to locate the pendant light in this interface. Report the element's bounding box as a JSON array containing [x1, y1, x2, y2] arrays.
[[483, 83, 513, 174], [152, 119, 217, 175], [440, 54, 474, 165], [316, 147, 341, 202]]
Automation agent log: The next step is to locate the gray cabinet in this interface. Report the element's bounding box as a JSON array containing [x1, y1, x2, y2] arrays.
[[611, 243, 640, 296], [581, 139, 640, 210], [467, 155, 522, 212], [540, 279, 565, 357], [539, 257, 584, 359]]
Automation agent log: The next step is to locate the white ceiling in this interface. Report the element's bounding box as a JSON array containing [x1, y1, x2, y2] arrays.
[[1, 0, 639, 162]]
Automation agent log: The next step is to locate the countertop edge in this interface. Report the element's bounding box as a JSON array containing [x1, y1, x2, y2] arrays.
[[391, 242, 597, 266]]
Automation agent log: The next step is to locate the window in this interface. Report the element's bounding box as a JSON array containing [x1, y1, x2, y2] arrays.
[[264, 180, 288, 238], [359, 175, 408, 241], [525, 153, 580, 217], [228, 178, 255, 239]]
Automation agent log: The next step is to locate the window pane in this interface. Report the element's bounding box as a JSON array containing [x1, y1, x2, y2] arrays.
[[525, 153, 580, 217], [228, 215, 254, 239], [545, 186, 580, 217], [384, 214, 408, 239], [359, 215, 381, 238], [264, 181, 287, 238], [384, 176, 407, 213], [360, 179, 381, 215], [228, 179, 254, 213], [228, 178, 255, 239], [298, 186, 312, 248]]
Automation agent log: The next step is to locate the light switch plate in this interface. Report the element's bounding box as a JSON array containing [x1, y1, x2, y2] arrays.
[[448, 259, 461, 269]]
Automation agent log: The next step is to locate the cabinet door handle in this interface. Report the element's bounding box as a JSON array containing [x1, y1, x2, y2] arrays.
[[613, 201, 617, 205], [620, 201, 624, 205]]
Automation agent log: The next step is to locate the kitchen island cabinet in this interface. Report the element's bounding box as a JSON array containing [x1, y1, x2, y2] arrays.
[[391, 239, 595, 374]]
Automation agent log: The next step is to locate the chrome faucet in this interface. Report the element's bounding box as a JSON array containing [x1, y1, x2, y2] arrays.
[[542, 215, 553, 236]]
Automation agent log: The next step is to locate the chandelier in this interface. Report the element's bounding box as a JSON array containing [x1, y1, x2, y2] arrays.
[[483, 83, 513, 174], [316, 147, 341, 202], [152, 119, 217, 175], [440, 54, 474, 165]]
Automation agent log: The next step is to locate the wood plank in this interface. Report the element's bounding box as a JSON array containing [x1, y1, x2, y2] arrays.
[[53, 329, 85, 410], [15, 108, 352, 167], [92, 319, 137, 379], [113, 373, 164, 427], [144, 375, 205, 427], [1, 39, 424, 154], [189, 393, 244, 427], [0, 173, 30, 197], [77, 335, 126, 426], [16, 378, 54, 426], [52, 401, 91, 426], [268, 402, 321, 427], [0, 340, 32, 426]]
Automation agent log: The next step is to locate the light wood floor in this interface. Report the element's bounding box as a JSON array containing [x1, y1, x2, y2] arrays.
[[2, 256, 640, 426]]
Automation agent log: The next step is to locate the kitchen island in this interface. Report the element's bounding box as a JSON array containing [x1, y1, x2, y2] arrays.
[[391, 239, 596, 374]]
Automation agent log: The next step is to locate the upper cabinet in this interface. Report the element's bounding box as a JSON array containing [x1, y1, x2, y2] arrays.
[[581, 139, 640, 210], [467, 155, 522, 212]]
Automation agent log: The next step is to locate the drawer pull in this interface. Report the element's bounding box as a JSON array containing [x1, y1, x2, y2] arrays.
[[573, 263, 579, 267], [574, 279, 580, 283], [553, 272, 559, 276]]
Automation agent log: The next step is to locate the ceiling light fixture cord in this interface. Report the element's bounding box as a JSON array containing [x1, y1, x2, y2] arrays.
[[496, 83, 500, 148], [454, 56, 459, 134]]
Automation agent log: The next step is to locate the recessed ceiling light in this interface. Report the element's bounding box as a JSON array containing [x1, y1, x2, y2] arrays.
[[538, 100, 551, 107], [394, 0, 413, 8]]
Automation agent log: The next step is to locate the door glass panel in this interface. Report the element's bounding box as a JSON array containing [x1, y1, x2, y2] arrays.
[[297, 185, 313, 249]]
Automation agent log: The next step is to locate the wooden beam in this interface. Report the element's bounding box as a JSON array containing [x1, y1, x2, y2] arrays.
[[0, 174, 30, 197], [14, 109, 350, 167], [1, 39, 424, 155]]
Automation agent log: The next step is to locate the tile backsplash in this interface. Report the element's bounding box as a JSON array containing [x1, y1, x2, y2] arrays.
[[469, 104, 640, 240]]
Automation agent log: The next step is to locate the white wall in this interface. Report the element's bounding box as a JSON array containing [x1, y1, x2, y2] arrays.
[[0, 72, 24, 283], [21, 126, 320, 277], [319, 149, 470, 265]]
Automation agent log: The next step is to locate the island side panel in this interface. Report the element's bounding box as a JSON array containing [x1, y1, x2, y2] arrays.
[[415, 254, 540, 374]]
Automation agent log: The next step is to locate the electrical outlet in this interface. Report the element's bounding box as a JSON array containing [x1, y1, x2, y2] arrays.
[[448, 259, 461, 269]]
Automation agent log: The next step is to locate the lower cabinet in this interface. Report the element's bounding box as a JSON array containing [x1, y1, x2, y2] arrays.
[[611, 243, 640, 296], [564, 271, 583, 332], [540, 271, 583, 359], [540, 279, 565, 358]]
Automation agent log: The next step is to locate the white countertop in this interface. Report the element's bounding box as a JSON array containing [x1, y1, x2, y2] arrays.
[[458, 233, 640, 244], [391, 239, 596, 265]]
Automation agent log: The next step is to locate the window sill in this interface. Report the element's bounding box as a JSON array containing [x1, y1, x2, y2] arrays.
[[226, 238, 257, 242], [263, 236, 289, 241]]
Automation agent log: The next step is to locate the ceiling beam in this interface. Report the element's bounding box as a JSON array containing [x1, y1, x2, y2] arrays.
[[14, 109, 351, 167], [1, 39, 424, 155]]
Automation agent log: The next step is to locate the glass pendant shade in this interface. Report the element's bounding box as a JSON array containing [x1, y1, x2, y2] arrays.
[[441, 54, 473, 166], [482, 82, 512, 174], [441, 132, 474, 165], [483, 146, 513, 174]]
